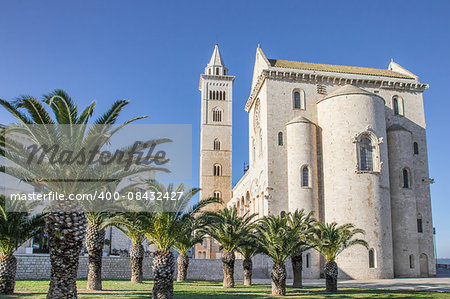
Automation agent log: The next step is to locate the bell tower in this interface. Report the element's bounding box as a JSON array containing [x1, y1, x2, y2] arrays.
[[199, 44, 234, 211]]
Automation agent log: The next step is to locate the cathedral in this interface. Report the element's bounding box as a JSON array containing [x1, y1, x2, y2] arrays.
[[195, 44, 436, 279]]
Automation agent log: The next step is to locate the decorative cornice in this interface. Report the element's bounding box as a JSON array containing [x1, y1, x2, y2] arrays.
[[199, 74, 235, 90], [244, 69, 428, 112], [200, 74, 235, 81]]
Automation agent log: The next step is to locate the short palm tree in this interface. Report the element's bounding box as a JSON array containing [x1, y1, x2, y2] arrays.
[[173, 197, 218, 282], [102, 209, 147, 283], [311, 222, 369, 292], [0, 90, 166, 298], [142, 181, 203, 299], [202, 208, 256, 288], [0, 195, 45, 295], [287, 209, 315, 288], [236, 234, 261, 286], [84, 210, 111, 290], [254, 213, 301, 296]]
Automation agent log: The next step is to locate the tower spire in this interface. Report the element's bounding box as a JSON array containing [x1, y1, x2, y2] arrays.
[[205, 44, 228, 75]]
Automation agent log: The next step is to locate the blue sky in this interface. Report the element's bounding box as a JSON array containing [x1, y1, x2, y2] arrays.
[[1, 1, 449, 258]]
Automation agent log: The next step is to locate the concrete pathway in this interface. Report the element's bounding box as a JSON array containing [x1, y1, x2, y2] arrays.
[[249, 277, 450, 292]]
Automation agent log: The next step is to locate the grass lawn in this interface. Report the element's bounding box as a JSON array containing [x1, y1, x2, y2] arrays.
[[5, 280, 447, 298]]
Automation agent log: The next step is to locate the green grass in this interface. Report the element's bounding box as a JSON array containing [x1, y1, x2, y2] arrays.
[[5, 280, 448, 298]]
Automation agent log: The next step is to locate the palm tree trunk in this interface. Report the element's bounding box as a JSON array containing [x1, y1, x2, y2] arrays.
[[291, 254, 303, 288], [0, 254, 17, 294], [242, 257, 252, 286], [176, 253, 189, 282], [221, 251, 235, 288], [271, 263, 286, 296], [86, 223, 105, 290], [130, 243, 144, 283], [47, 209, 87, 299], [325, 260, 338, 292], [152, 250, 175, 299]]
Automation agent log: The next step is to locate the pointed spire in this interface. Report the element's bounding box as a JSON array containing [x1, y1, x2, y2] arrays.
[[205, 44, 228, 76], [208, 44, 225, 67]]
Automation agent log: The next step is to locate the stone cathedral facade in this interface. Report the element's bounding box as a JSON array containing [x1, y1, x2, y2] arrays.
[[196, 45, 436, 279]]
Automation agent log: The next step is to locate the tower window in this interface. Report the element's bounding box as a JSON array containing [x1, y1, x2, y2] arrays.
[[213, 164, 222, 176], [306, 253, 310, 268], [278, 132, 283, 146], [393, 96, 405, 116], [414, 142, 419, 155], [216, 68, 219, 75], [301, 166, 309, 187], [359, 137, 374, 171], [417, 214, 423, 233], [369, 249, 375, 268], [212, 107, 222, 122], [213, 191, 221, 200], [293, 89, 306, 110], [409, 254, 415, 269], [214, 138, 221, 150], [402, 168, 410, 188]]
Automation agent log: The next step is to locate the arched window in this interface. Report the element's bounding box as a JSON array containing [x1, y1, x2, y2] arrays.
[[213, 164, 222, 176], [214, 138, 221, 150], [215, 68, 219, 75], [212, 107, 222, 122], [393, 96, 404, 116], [278, 132, 283, 146], [410, 254, 415, 268], [223, 91, 226, 100], [369, 249, 375, 268], [293, 89, 306, 110], [359, 137, 374, 171], [213, 191, 221, 200], [306, 253, 311, 268], [301, 166, 310, 187], [417, 213, 423, 233], [414, 142, 419, 155], [209, 90, 212, 99], [402, 168, 410, 188], [293, 91, 301, 109]]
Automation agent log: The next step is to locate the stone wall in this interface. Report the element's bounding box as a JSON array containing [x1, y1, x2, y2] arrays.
[[15, 255, 261, 281]]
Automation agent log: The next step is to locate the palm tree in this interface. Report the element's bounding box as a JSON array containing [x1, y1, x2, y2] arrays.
[[236, 234, 260, 286], [0, 195, 45, 294], [287, 209, 315, 288], [254, 213, 301, 296], [85, 210, 110, 290], [102, 210, 147, 283], [84, 185, 137, 290], [202, 208, 256, 288], [0, 90, 167, 298], [173, 197, 218, 282], [311, 222, 369, 292], [142, 181, 205, 299]]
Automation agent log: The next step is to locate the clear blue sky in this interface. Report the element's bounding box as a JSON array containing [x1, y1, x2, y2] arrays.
[[1, 1, 449, 258]]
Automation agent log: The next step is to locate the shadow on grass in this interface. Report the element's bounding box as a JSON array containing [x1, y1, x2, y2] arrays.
[[10, 280, 447, 298]]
